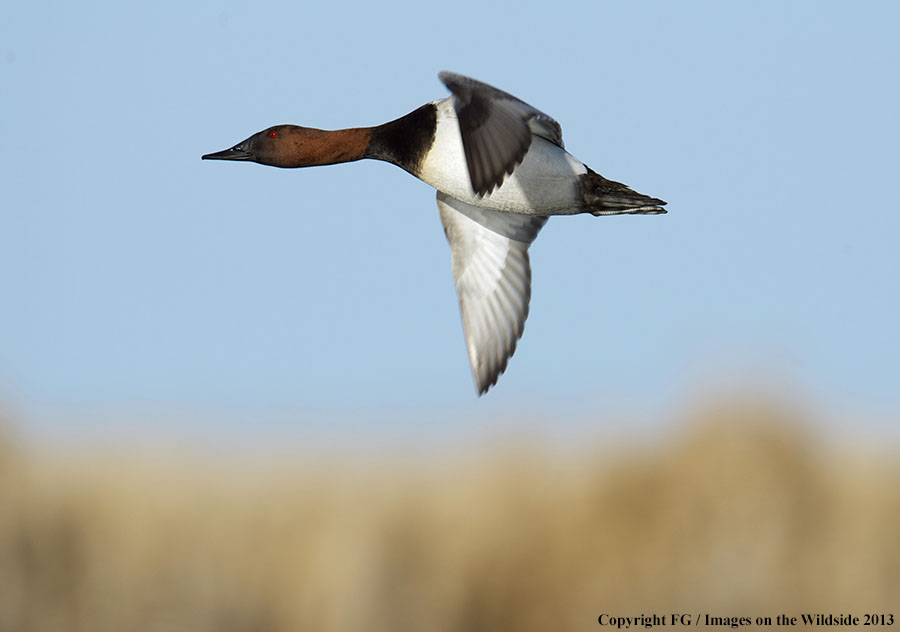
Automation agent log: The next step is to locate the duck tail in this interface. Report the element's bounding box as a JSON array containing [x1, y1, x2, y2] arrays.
[[580, 167, 667, 216]]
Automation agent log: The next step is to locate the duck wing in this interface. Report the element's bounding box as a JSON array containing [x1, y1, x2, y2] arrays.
[[439, 71, 564, 196], [437, 192, 548, 394]]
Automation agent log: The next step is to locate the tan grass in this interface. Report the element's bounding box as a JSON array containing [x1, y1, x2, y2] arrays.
[[0, 402, 898, 631]]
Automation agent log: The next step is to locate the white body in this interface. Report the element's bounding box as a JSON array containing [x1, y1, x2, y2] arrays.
[[417, 98, 588, 215]]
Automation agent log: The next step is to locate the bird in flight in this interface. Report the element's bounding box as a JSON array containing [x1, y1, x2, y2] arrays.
[[203, 72, 666, 395]]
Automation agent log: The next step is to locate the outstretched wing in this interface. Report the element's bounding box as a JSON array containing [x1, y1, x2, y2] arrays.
[[437, 192, 548, 394], [439, 71, 564, 196]]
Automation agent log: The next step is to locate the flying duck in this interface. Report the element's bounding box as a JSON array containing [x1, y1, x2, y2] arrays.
[[203, 72, 666, 395]]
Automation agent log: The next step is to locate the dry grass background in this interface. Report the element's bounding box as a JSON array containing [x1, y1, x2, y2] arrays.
[[0, 401, 898, 632]]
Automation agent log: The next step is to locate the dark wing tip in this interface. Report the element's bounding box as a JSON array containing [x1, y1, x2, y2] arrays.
[[438, 70, 462, 86]]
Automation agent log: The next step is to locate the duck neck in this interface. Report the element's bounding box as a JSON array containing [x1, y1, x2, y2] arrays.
[[292, 127, 373, 167], [364, 103, 438, 174]]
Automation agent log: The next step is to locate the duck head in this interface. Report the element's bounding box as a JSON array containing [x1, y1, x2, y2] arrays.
[[202, 125, 370, 168]]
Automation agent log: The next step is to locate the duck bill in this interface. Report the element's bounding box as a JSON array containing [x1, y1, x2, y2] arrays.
[[202, 141, 253, 161]]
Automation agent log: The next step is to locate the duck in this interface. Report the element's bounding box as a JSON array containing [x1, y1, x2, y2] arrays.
[[202, 71, 666, 395]]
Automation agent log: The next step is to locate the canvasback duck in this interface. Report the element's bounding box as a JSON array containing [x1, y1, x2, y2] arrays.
[[202, 72, 666, 395]]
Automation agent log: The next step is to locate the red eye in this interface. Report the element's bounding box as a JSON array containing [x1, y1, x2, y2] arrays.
[[269, 130, 278, 138]]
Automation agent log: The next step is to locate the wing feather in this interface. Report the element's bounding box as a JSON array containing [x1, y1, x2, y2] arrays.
[[439, 71, 565, 196], [437, 192, 548, 394]]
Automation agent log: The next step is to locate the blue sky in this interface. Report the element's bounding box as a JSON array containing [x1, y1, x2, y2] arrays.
[[2, 1, 898, 438]]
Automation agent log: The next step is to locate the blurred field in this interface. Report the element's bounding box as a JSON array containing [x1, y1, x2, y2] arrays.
[[1, 402, 898, 632]]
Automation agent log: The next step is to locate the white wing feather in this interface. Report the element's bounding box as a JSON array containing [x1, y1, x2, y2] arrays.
[[437, 192, 547, 394]]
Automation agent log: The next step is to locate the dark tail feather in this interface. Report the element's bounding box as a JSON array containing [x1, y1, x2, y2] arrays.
[[581, 167, 667, 216]]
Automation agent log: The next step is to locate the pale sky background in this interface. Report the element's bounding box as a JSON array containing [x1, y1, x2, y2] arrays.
[[2, 1, 898, 442]]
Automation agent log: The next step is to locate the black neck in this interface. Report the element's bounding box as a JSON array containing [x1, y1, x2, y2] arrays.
[[365, 103, 437, 175]]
